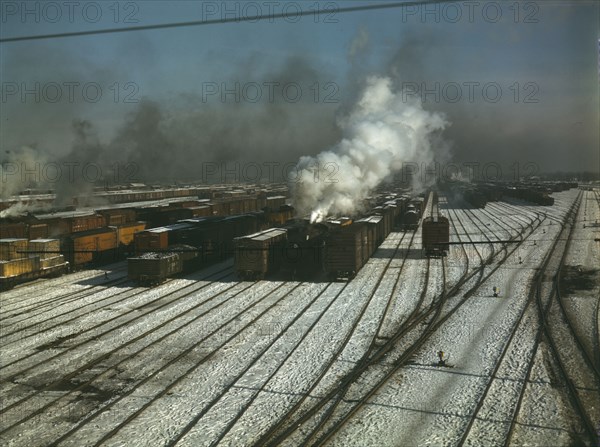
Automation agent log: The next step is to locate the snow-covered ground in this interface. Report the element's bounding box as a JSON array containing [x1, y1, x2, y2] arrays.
[[1, 189, 597, 447]]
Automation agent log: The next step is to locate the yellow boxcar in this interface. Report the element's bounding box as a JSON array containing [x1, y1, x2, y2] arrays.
[[0, 239, 29, 261], [0, 256, 39, 277], [112, 222, 147, 246], [64, 228, 118, 266]]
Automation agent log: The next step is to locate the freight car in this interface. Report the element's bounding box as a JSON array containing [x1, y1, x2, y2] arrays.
[[111, 222, 146, 256], [523, 189, 554, 206], [324, 222, 369, 280], [0, 222, 27, 239], [234, 228, 287, 280], [422, 215, 450, 257], [34, 211, 106, 237], [502, 187, 554, 206], [421, 191, 450, 257], [61, 227, 119, 268], [0, 238, 68, 290], [356, 215, 385, 253], [127, 252, 183, 285], [0, 220, 47, 239], [96, 208, 137, 226]]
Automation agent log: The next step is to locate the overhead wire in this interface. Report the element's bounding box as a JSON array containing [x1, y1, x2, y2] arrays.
[[0, 0, 459, 43]]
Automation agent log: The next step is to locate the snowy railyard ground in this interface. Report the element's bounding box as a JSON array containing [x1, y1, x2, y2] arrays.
[[1, 189, 599, 447]]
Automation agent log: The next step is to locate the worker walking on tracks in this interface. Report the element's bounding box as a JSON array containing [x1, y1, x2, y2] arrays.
[[104, 272, 109, 280], [437, 350, 446, 366]]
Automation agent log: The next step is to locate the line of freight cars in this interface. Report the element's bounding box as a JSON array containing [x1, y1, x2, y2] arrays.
[[461, 183, 574, 208], [0, 238, 69, 290], [0, 186, 206, 212], [234, 204, 401, 281], [0, 187, 288, 216], [127, 213, 270, 284], [0, 195, 288, 239], [500, 186, 554, 206], [126, 206, 293, 284]]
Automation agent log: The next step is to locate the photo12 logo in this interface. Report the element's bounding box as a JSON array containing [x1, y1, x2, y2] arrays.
[[201, 81, 339, 104], [397, 1, 539, 24], [0, 162, 139, 184], [394, 161, 540, 183], [200, 1, 339, 23], [1, 82, 140, 104], [401, 81, 540, 104], [1, 1, 140, 24]]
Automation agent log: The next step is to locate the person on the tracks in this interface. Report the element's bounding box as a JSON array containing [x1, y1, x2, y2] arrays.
[[104, 272, 109, 280], [437, 350, 446, 366]]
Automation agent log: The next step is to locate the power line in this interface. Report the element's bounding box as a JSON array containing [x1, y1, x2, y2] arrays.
[[0, 0, 457, 43]]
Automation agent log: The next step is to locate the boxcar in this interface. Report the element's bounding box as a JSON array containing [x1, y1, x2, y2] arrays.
[[265, 205, 294, 226], [112, 222, 147, 247], [324, 223, 369, 280], [355, 218, 376, 258], [97, 208, 137, 225], [234, 228, 287, 280], [422, 216, 450, 257], [62, 227, 119, 267], [265, 196, 286, 210]]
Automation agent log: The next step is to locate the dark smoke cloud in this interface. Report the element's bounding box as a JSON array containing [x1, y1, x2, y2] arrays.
[[46, 55, 345, 204], [2, 44, 345, 209]]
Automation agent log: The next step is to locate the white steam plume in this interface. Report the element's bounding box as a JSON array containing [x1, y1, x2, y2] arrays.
[[291, 76, 449, 222]]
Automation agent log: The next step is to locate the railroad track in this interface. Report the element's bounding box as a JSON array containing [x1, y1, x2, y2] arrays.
[[1, 262, 233, 346], [503, 191, 600, 446], [0, 266, 237, 410], [0, 282, 155, 343], [0, 265, 236, 375], [448, 191, 588, 445], [1, 271, 278, 443], [47, 280, 306, 447], [0, 266, 130, 320], [268, 235, 429, 447], [552, 191, 600, 381], [173, 232, 414, 446], [453, 204, 558, 445], [304, 201, 539, 446], [1, 262, 128, 299]]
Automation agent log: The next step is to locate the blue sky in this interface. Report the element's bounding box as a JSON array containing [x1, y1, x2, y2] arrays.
[[1, 0, 598, 177]]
